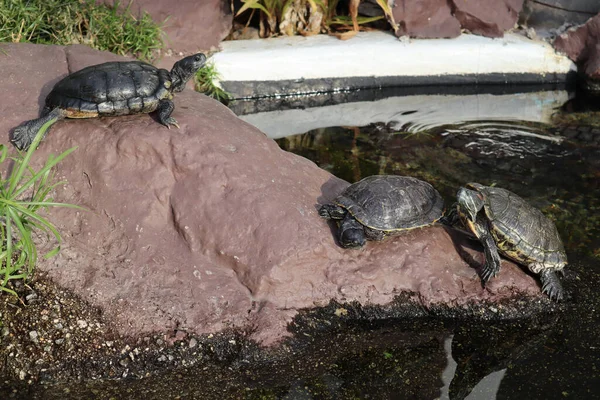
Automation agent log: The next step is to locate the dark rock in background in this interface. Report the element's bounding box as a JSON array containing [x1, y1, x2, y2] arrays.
[[554, 13, 600, 90], [99, 0, 233, 54], [520, 0, 600, 31], [451, 0, 524, 38], [391, 0, 461, 38], [386, 0, 523, 39]]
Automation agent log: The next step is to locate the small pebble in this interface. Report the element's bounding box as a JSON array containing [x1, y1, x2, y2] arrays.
[[29, 331, 39, 342]]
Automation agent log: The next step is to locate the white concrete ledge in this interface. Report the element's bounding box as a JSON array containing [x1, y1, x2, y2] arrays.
[[211, 32, 576, 98]]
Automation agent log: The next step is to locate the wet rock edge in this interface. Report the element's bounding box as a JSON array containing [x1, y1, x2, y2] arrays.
[[0, 272, 560, 398]]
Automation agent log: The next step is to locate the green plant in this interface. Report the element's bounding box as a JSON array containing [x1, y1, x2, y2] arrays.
[[0, 121, 78, 296], [195, 62, 233, 104], [0, 0, 163, 61], [234, 0, 396, 37]]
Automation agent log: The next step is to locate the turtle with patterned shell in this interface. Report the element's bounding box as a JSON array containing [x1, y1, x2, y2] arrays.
[[319, 175, 445, 249], [456, 182, 567, 301], [11, 53, 206, 150]]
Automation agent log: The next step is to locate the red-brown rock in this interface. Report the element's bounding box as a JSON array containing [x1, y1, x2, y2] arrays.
[[392, 0, 461, 38], [1, 43, 546, 346], [99, 0, 232, 54], [451, 0, 524, 38], [554, 13, 600, 80], [387, 0, 524, 39]]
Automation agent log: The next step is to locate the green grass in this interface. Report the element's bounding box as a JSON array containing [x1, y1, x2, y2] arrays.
[[0, 121, 79, 296], [195, 62, 233, 104], [0, 0, 163, 61]]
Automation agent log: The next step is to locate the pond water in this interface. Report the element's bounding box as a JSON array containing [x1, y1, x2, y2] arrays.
[[230, 87, 600, 399]]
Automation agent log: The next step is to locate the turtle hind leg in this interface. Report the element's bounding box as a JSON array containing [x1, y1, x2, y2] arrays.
[[318, 204, 345, 220], [364, 226, 385, 241], [157, 99, 179, 129], [11, 107, 67, 151], [538, 268, 564, 302]]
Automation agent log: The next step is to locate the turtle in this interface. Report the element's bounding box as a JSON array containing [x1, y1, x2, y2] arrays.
[[10, 53, 207, 150], [456, 182, 567, 301], [318, 175, 445, 248]]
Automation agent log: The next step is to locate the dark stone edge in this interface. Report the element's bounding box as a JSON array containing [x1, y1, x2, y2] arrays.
[[0, 288, 560, 395], [223, 71, 578, 101], [230, 80, 574, 116]]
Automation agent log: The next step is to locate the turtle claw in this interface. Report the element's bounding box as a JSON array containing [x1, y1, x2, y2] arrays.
[[11, 124, 34, 151], [163, 117, 179, 129], [540, 270, 564, 302], [480, 263, 499, 284], [542, 283, 563, 302]]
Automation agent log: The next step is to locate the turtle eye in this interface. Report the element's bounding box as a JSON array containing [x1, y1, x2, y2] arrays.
[[194, 55, 201, 62]]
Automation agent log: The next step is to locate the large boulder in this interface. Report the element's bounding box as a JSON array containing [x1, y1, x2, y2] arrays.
[[1, 43, 546, 346], [99, 0, 232, 54]]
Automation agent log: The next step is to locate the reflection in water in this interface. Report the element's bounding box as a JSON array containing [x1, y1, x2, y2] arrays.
[[239, 90, 600, 399], [237, 90, 569, 139]]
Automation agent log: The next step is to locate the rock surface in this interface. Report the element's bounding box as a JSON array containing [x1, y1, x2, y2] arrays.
[[1, 43, 546, 346], [554, 12, 600, 84], [520, 0, 600, 31], [99, 0, 232, 54], [392, 0, 461, 38], [388, 0, 524, 38], [451, 0, 524, 38]]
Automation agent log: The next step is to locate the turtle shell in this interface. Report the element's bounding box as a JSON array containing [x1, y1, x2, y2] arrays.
[[334, 175, 444, 231], [45, 61, 172, 118], [468, 183, 567, 266]]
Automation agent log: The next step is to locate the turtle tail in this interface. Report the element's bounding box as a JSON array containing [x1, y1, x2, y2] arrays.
[[11, 108, 66, 151]]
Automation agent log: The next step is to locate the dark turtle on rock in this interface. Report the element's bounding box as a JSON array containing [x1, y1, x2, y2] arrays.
[[456, 182, 567, 301], [11, 53, 207, 150], [319, 175, 444, 248]]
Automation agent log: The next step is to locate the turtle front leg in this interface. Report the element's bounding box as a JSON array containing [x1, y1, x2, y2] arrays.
[[471, 216, 502, 284], [537, 268, 564, 302], [439, 203, 460, 227], [11, 107, 67, 151], [318, 204, 346, 220], [157, 99, 179, 129]]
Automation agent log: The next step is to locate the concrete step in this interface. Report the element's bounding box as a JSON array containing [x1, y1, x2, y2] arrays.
[[211, 31, 576, 99]]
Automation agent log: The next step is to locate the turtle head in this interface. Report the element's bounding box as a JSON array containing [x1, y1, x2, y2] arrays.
[[457, 186, 485, 223], [170, 53, 207, 92], [338, 215, 366, 249]]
